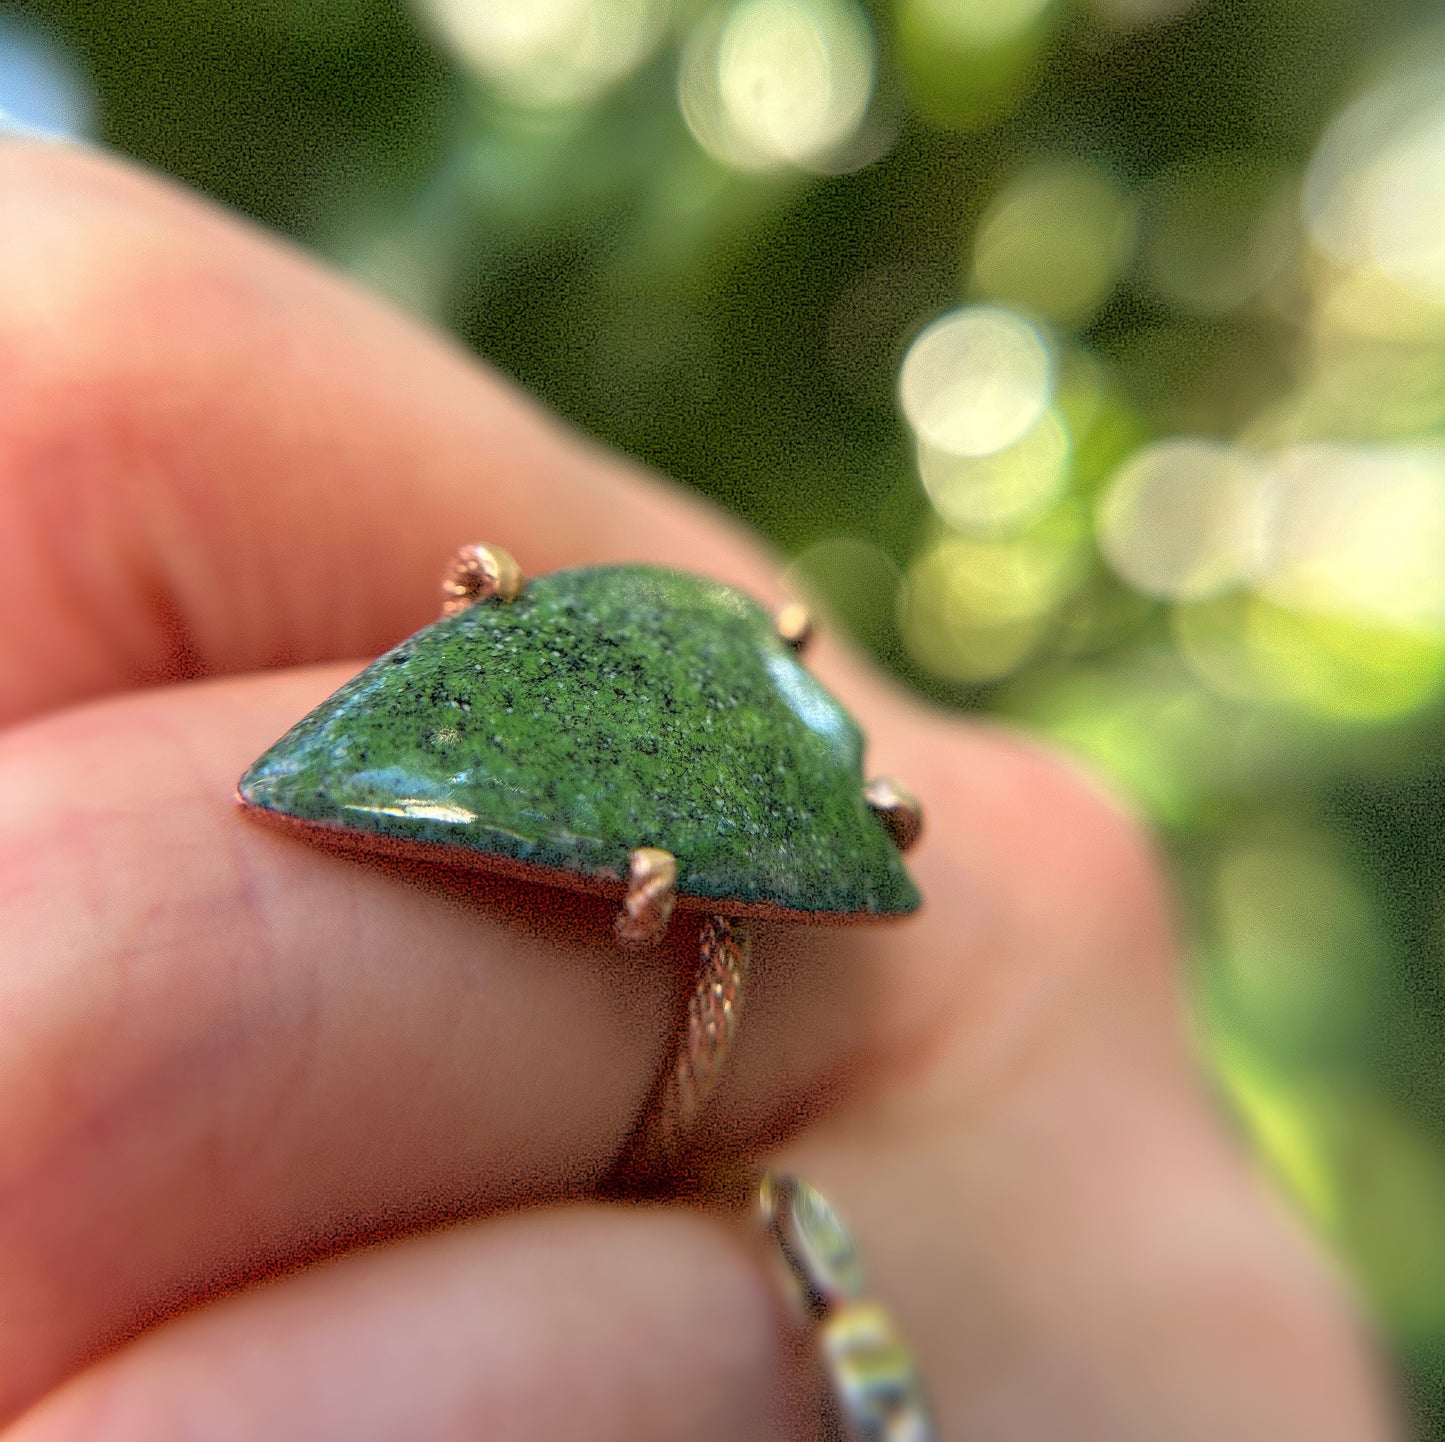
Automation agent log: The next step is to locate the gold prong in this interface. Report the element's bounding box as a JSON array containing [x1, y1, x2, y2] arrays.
[[864, 776, 923, 852], [615, 847, 678, 950], [775, 601, 814, 654], [440, 543, 524, 616]]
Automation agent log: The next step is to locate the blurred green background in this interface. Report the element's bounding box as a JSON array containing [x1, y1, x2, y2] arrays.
[[6, 0, 1444, 1428]]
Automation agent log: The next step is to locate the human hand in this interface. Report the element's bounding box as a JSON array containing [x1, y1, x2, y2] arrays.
[[0, 141, 1401, 1441]]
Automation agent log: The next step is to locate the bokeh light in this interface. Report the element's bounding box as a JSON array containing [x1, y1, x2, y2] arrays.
[[1258, 442, 1445, 628], [971, 159, 1137, 327], [899, 306, 1052, 458], [899, 512, 1086, 682], [894, 0, 1061, 132], [1169, 594, 1275, 703], [902, 0, 1052, 49], [1175, 591, 1445, 721], [1304, 60, 1445, 307], [1244, 597, 1445, 721], [679, 0, 875, 172], [1096, 438, 1270, 600], [917, 410, 1070, 534], [412, 0, 670, 109]]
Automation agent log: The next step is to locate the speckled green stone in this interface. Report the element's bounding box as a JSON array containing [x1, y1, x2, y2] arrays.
[[239, 565, 919, 918]]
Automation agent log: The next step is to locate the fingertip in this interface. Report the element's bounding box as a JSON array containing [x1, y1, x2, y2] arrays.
[[4, 1207, 804, 1442]]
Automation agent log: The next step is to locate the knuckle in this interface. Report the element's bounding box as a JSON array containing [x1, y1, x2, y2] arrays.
[[1027, 742, 1175, 945], [927, 720, 1180, 980], [0, 145, 287, 715]]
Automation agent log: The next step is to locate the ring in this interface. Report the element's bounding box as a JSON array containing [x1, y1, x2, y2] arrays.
[[235, 544, 923, 1166], [759, 1170, 937, 1442]]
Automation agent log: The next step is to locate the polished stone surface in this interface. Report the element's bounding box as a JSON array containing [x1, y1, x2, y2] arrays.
[[239, 565, 919, 919]]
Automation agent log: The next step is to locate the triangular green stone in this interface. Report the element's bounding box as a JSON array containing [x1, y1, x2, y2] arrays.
[[239, 565, 919, 919]]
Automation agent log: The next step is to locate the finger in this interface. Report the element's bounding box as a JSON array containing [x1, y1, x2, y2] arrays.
[[0, 625, 1078, 1421], [0, 668, 670, 1417], [2, 1207, 801, 1442], [0, 650, 946, 1419], [3, 636, 1399, 1437], [0, 140, 772, 727], [762, 946, 1402, 1435], [774, 1115, 1399, 1441]]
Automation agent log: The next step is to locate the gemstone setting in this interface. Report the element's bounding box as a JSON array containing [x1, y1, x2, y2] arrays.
[[238, 564, 919, 920]]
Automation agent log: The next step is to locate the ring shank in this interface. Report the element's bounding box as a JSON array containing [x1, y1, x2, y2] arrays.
[[613, 914, 751, 1178]]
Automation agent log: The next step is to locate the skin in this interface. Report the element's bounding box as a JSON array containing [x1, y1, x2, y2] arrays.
[[0, 137, 1404, 1441]]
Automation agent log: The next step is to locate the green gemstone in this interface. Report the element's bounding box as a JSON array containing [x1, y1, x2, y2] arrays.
[[238, 565, 919, 918]]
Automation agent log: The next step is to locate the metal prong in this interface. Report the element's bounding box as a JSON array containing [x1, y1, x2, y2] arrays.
[[615, 847, 678, 949], [864, 776, 923, 852], [775, 601, 814, 654], [441, 543, 524, 616]]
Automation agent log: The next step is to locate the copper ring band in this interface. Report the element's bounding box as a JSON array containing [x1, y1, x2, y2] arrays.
[[616, 914, 752, 1176]]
